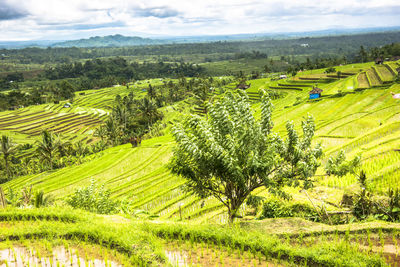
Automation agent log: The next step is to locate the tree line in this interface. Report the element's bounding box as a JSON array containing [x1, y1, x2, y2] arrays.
[[0, 80, 75, 111], [97, 76, 233, 146], [0, 131, 110, 183], [2, 31, 400, 64]]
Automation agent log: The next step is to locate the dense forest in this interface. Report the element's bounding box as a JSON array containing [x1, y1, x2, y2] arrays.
[[1, 31, 400, 64], [44, 58, 205, 82]]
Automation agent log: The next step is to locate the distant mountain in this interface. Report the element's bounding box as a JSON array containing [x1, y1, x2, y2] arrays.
[[1, 26, 400, 49], [0, 40, 59, 49], [51, 34, 168, 48]]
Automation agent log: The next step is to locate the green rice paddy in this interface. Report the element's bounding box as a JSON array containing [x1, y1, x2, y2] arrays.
[[1, 60, 400, 266]]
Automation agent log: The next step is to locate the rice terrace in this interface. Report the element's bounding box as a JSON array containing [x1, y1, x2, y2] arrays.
[[2, 1, 400, 266]]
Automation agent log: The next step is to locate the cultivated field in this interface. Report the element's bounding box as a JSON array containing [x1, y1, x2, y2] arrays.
[[2, 60, 400, 266], [0, 105, 104, 145], [0, 208, 394, 266], [5, 62, 400, 223]]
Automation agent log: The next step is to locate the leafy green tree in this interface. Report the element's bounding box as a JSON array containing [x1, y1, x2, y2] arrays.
[[0, 135, 18, 179], [36, 130, 61, 170], [169, 91, 322, 222]]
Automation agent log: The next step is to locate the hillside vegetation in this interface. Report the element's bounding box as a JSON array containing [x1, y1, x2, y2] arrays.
[[3, 60, 400, 222], [1, 58, 400, 266]]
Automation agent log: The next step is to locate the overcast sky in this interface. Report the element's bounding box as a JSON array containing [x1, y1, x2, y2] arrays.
[[1, 0, 400, 41]]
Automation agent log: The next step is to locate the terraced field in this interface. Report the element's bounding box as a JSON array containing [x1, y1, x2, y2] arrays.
[[357, 72, 370, 88], [5, 59, 400, 224], [0, 105, 104, 144], [0, 79, 171, 144], [375, 65, 395, 82], [366, 69, 382, 86], [3, 60, 400, 266], [0, 208, 392, 266]]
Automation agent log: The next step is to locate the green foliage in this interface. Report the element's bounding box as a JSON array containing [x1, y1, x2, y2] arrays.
[[0, 208, 166, 265], [352, 171, 374, 220], [149, 222, 386, 267], [35, 130, 63, 170], [325, 150, 361, 177], [44, 57, 205, 84], [66, 180, 118, 214], [260, 199, 318, 219], [170, 90, 322, 222], [245, 195, 266, 215], [0, 135, 18, 180], [101, 94, 164, 145], [34, 190, 54, 208], [395, 74, 400, 84], [265, 89, 285, 100], [325, 67, 336, 73], [387, 188, 400, 221]]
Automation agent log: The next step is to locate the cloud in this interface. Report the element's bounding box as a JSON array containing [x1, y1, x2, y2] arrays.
[[133, 6, 180, 18], [1, 0, 400, 41], [49, 21, 126, 30], [0, 2, 28, 20], [245, 1, 400, 18]]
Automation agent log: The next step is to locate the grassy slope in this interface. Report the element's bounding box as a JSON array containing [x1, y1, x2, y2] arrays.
[[4, 61, 400, 223]]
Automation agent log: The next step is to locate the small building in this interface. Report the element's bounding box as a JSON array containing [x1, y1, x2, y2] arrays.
[[63, 103, 72, 108], [279, 74, 287, 79], [309, 87, 323, 99], [375, 57, 384, 64], [235, 83, 251, 90]]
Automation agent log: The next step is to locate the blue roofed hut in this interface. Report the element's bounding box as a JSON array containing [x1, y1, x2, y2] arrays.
[[309, 87, 323, 99]]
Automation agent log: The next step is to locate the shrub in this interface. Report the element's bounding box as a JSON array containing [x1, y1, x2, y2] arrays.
[[325, 67, 336, 73], [260, 199, 318, 219], [352, 171, 375, 220], [387, 188, 400, 221], [34, 190, 54, 208], [325, 150, 361, 177], [246, 195, 266, 215], [395, 74, 400, 83], [66, 179, 117, 214]]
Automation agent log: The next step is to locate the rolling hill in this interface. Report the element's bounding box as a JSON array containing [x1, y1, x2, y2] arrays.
[[51, 34, 168, 48], [3, 60, 400, 224], [1, 60, 400, 266]]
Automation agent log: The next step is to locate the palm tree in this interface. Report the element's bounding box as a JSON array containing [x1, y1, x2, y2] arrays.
[[0, 135, 18, 179], [138, 97, 160, 127], [104, 117, 121, 145], [94, 125, 107, 142], [36, 130, 61, 170]]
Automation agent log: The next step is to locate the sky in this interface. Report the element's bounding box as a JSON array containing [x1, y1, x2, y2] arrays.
[[1, 0, 400, 41]]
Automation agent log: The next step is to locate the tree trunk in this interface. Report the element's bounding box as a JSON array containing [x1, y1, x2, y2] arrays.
[[228, 210, 236, 224], [228, 201, 240, 224], [49, 151, 53, 170], [4, 154, 9, 178]]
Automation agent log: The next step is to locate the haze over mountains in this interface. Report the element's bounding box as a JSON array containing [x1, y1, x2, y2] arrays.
[[1, 26, 400, 49]]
